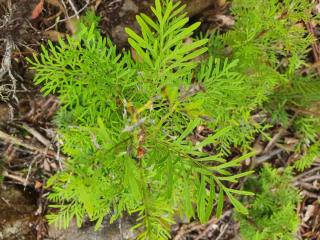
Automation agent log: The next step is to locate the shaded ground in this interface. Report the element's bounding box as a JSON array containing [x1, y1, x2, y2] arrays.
[[0, 186, 37, 240], [0, 0, 320, 239]]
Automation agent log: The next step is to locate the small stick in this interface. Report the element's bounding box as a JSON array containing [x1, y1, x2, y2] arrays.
[[24, 156, 37, 190], [290, 107, 320, 117], [0, 197, 11, 207], [65, 0, 79, 19], [263, 128, 286, 153], [2, 170, 31, 185], [305, 22, 320, 74], [294, 166, 320, 180], [298, 175, 320, 183], [255, 148, 283, 165], [21, 123, 53, 149], [215, 223, 229, 240], [301, 190, 320, 199], [45, 0, 89, 31], [0, 129, 63, 160]]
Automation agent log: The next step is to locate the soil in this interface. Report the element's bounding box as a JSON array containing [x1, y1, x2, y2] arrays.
[[0, 185, 37, 240]]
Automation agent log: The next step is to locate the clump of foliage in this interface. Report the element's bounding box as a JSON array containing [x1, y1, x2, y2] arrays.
[[238, 166, 300, 240], [209, 0, 320, 167], [293, 115, 320, 171], [28, 0, 320, 238], [28, 0, 254, 239]]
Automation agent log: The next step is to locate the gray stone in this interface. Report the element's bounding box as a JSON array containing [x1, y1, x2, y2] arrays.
[[48, 217, 136, 240], [0, 185, 37, 239], [120, 0, 139, 16]]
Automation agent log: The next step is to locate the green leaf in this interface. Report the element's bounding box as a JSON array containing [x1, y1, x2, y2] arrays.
[[183, 177, 194, 220], [124, 158, 141, 200], [196, 176, 206, 223], [165, 22, 201, 50], [163, 17, 188, 38], [196, 127, 232, 149], [211, 152, 255, 170], [136, 15, 154, 40], [176, 118, 201, 143], [127, 38, 153, 67], [205, 177, 216, 221], [218, 170, 254, 182], [225, 190, 248, 214], [196, 154, 226, 163], [165, 158, 174, 199], [175, 39, 208, 55], [227, 188, 254, 196], [125, 27, 149, 47], [216, 188, 224, 218], [140, 13, 159, 32]]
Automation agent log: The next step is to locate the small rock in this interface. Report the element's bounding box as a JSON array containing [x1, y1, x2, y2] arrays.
[[0, 185, 37, 239], [111, 24, 129, 47], [48, 216, 136, 240], [120, 0, 139, 15]]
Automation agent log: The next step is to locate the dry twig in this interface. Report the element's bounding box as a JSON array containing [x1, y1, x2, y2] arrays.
[[263, 128, 287, 153], [2, 170, 31, 185], [65, 0, 79, 19], [254, 148, 283, 165], [21, 123, 53, 149], [44, 0, 89, 31], [0, 129, 63, 160]]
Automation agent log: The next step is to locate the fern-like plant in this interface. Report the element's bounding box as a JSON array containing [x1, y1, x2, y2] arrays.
[[293, 115, 320, 171], [209, 0, 320, 146], [28, 0, 254, 239], [237, 166, 300, 240], [209, 0, 320, 171]]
